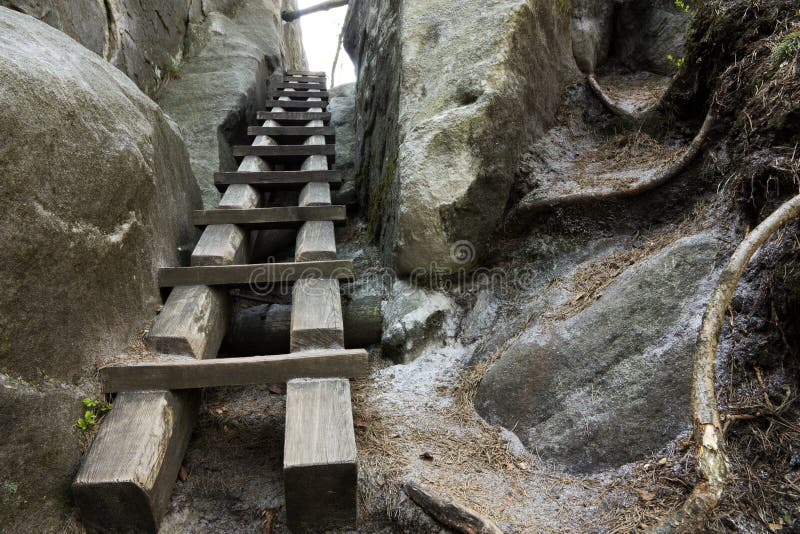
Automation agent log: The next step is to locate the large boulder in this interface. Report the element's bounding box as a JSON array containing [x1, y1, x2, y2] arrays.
[[475, 234, 720, 473], [0, 8, 200, 529], [615, 0, 691, 75], [329, 83, 358, 205], [157, 0, 307, 206], [345, 0, 580, 274]]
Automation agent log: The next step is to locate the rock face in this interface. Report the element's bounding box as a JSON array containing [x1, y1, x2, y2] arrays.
[[345, 0, 580, 274], [0, 8, 200, 529], [329, 83, 358, 205], [615, 0, 691, 75], [475, 234, 720, 473], [157, 1, 307, 206], [570, 0, 616, 74]]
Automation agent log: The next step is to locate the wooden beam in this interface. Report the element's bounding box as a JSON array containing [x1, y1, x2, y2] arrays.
[[100, 349, 369, 392], [271, 91, 330, 100], [248, 126, 334, 137], [272, 82, 326, 90], [73, 390, 199, 532], [283, 75, 327, 83], [285, 70, 327, 76], [257, 111, 331, 122], [295, 221, 337, 262], [282, 0, 348, 22], [214, 170, 342, 191], [232, 144, 335, 158], [284, 379, 358, 531], [264, 100, 329, 110], [290, 279, 344, 351], [158, 259, 354, 288], [192, 205, 345, 228]]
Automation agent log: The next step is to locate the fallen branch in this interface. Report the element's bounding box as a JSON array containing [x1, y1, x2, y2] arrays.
[[403, 480, 503, 534], [587, 74, 677, 124], [508, 109, 715, 223], [652, 192, 800, 533], [282, 0, 349, 22]]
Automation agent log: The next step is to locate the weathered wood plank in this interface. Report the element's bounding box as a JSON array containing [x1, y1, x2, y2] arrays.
[[193, 205, 345, 228], [232, 144, 335, 158], [290, 279, 344, 351], [284, 379, 358, 531], [145, 286, 228, 358], [264, 100, 329, 110], [270, 91, 330, 100], [247, 126, 335, 137], [285, 70, 326, 76], [100, 349, 369, 392], [257, 111, 331, 122], [73, 390, 199, 533], [295, 221, 337, 262], [158, 259, 354, 287], [284, 75, 327, 83], [272, 82, 326, 90], [214, 170, 342, 192]]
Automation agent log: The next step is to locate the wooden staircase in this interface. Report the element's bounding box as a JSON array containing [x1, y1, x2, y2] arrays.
[[73, 72, 363, 533]]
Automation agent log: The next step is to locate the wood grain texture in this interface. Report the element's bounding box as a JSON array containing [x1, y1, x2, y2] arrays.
[[232, 144, 335, 158], [272, 82, 326, 90], [284, 379, 358, 532], [264, 100, 329, 110], [146, 285, 228, 358], [290, 279, 344, 351], [247, 126, 334, 137], [100, 350, 369, 392], [257, 111, 330, 122], [193, 205, 345, 228], [214, 170, 342, 191], [270, 91, 330, 100], [295, 221, 337, 262], [298, 182, 332, 207], [159, 260, 354, 287], [73, 390, 199, 533], [285, 70, 326, 76], [283, 75, 327, 83]]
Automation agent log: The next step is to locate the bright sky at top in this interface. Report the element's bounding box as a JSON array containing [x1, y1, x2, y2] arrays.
[[296, 0, 356, 86]]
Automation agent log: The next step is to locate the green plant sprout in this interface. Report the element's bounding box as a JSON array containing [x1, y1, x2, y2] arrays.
[[666, 54, 686, 69], [76, 397, 112, 433]]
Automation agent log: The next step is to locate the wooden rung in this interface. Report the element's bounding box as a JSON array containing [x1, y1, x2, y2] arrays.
[[284, 378, 358, 531], [214, 170, 342, 191], [73, 390, 198, 532], [99, 349, 369, 392], [284, 75, 326, 83], [192, 205, 346, 228], [286, 70, 326, 76], [291, 278, 343, 351], [271, 90, 330, 100], [257, 111, 331, 122], [264, 100, 329, 110], [158, 259, 354, 288], [232, 144, 335, 158], [272, 82, 326, 90], [247, 126, 335, 137]]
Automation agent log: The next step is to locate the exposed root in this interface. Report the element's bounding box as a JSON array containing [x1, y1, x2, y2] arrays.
[[402, 479, 503, 534], [651, 192, 800, 532], [587, 73, 676, 124], [509, 108, 715, 222]]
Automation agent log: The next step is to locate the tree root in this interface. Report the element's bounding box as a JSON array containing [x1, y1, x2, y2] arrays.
[[587, 73, 677, 125], [651, 192, 800, 533], [508, 109, 715, 225], [402, 479, 503, 534]]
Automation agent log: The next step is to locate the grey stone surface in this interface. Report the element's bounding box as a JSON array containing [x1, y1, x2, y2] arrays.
[[0, 7, 201, 528], [475, 234, 720, 473], [157, 1, 307, 207], [329, 83, 358, 205], [382, 280, 455, 363], [615, 0, 691, 75], [570, 0, 616, 73], [345, 0, 580, 274]]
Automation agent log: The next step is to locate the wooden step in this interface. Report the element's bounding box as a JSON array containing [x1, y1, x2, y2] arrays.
[[271, 90, 330, 100], [285, 379, 357, 531], [284, 75, 326, 83], [99, 349, 369, 393], [272, 82, 326, 91], [286, 70, 326, 77], [247, 126, 335, 137], [232, 144, 335, 159], [158, 259, 354, 288], [193, 205, 346, 228], [264, 100, 329, 110], [214, 170, 342, 191], [257, 111, 331, 123]]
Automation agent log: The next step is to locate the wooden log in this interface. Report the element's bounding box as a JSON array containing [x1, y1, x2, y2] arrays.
[[402, 480, 503, 534], [290, 279, 344, 352], [73, 391, 199, 533], [257, 111, 331, 122], [248, 126, 335, 137], [192, 205, 346, 228], [232, 144, 335, 158], [264, 100, 329, 110], [284, 379, 358, 532], [224, 295, 383, 355], [214, 170, 342, 191], [100, 349, 369, 392], [159, 259, 353, 288], [145, 285, 228, 357]]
